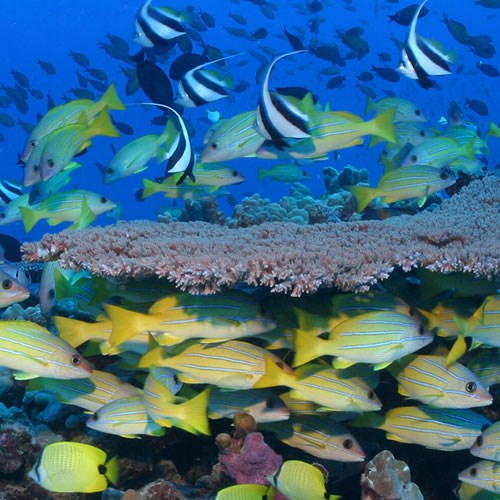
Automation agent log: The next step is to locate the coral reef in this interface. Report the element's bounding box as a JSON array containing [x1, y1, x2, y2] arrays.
[[215, 414, 283, 485], [22, 177, 500, 296], [361, 450, 423, 500]]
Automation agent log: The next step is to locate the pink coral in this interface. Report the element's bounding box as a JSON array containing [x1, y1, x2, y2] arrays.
[[21, 177, 499, 297]]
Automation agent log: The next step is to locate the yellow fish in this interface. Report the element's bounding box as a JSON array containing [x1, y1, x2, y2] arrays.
[[29, 441, 119, 493], [0, 320, 92, 379]]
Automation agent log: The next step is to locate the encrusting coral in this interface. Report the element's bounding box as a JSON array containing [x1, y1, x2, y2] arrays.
[[21, 177, 499, 297]]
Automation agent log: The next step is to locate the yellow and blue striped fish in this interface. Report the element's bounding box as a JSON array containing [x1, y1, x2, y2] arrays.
[[0, 320, 92, 379], [471, 421, 500, 462], [263, 414, 365, 462], [143, 367, 210, 435], [352, 405, 491, 451], [86, 395, 165, 438], [458, 460, 499, 494], [139, 339, 289, 390], [390, 355, 492, 408], [27, 369, 142, 412], [293, 310, 434, 369]]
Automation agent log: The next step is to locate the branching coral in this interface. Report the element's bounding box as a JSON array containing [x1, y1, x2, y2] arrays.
[[21, 177, 500, 297]]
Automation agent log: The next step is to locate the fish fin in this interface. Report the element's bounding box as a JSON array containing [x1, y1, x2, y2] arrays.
[[98, 83, 126, 111], [350, 411, 384, 429], [141, 178, 162, 199], [416, 196, 427, 208], [53, 316, 93, 348], [446, 335, 467, 366], [173, 389, 211, 435], [74, 195, 96, 229], [19, 206, 41, 232], [397, 385, 410, 397], [257, 167, 267, 180], [332, 357, 356, 370], [463, 138, 476, 160], [13, 371, 40, 381], [348, 185, 376, 212], [386, 433, 411, 444], [253, 355, 294, 389], [364, 97, 374, 115], [105, 304, 148, 347], [104, 456, 120, 486], [88, 107, 120, 138], [368, 108, 397, 144], [374, 360, 393, 371], [292, 328, 325, 367]]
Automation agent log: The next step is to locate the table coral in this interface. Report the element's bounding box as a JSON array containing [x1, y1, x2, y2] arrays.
[[21, 177, 500, 297]]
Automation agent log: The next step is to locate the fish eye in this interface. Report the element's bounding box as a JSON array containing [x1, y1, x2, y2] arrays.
[[475, 435, 483, 447], [465, 381, 477, 393], [2, 279, 13, 289], [47, 159, 55, 168], [0, 213, 5, 219], [408, 307, 415, 316], [98, 464, 106, 475], [100, 196, 108, 203], [265, 398, 275, 408], [410, 154, 418, 163], [367, 390, 375, 400], [232, 170, 239, 177], [418, 324, 425, 335], [440, 170, 449, 180], [30, 140, 36, 147], [419, 130, 425, 137], [343, 438, 353, 449], [469, 467, 477, 477], [33, 165, 39, 172], [70, 355, 81, 366], [107, 167, 114, 175], [90, 412, 99, 421], [48, 289, 56, 300], [210, 142, 218, 149], [415, 109, 421, 116]]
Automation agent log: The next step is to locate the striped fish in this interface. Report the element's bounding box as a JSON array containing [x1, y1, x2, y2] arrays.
[[349, 165, 457, 212], [200, 111, 266, 162], [398, 0, 454, 89], [263, 415, 365, 462], [0, 320, 92, 379], [0, 268, 30, 307], [353, 405, 491, 451], [277, 364, 382, 413], [293, 310, 434, 369], [471, 421, 500, 462], [458, 460, 499, 494], [143, 367, 210, 435], [208, 388, 289, 423], [390, 355, 492, 408], [0, 179, 23, 207], [134, 0, 186, 48], [176, 55, 241, 108], [105, 291, 275, 348], [0, 193, 30, 226], [255, 50, 310, 149], [86, 395, 165, 438], [27, 369, 142, 412], [138, 339, 287, 390]]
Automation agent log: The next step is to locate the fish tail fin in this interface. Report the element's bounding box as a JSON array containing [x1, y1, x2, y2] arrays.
[[486, 121, 500, 140], [141, 178, 162, 199], [88, 107, 120, 138], [253, 355, 295, 389], [104, 456, 120, 486], [364, 96, 375, 115], [446, 334, 468, 366], [99, 83, 126, 111], [368, 108, 397, 144], [348, 185, 376, 212], [292, 328, 326, 367], [53, 316, 93, 348], [105, 304, 147, 347], [257, 167, 267, 180], [176, 389, 211, 435], [19, 206, 41, 232], [158, 119, 178, 146], [350, 411, 384, 429], [463, 138, 476, 159]]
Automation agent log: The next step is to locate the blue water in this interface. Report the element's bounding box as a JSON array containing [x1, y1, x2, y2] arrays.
[[0, 0, 498, 244]]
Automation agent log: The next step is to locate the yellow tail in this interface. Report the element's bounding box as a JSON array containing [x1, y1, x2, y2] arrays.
[[348, 185, 376, 212], [368, 108, 397, 144], [292, 328, 326, 367]]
